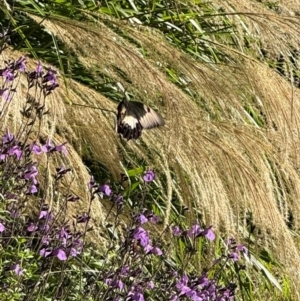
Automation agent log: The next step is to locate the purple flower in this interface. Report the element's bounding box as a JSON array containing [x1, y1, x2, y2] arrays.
[[229, 252, 239, 261], [7, 145, 22, 160], [186, 290, 200, 300], [172, 225, 182, 236], [114, 195, 124, 205], [52, 248, 67, 261], [24, 164, 38, 183], [0, 222, 5, 232], [133, 227, 149, 247], [40, 223, 50, 233], [144, 245, 163, 256], [150, 246, 163, 256], [43, 69, 59, 92], [187, 223, 201, 237], [0, 88, 10, 101], [143, 169, 155, 182], [0, 153, 7, 161], [36, 61, 43, 75], [131, 293, 145, 301], [56, 227, 71, 241], [28, 61, 43, 80], [147, 281, 154, 289], [127, 287, 145, 301], [120, 265, 130, 276], [3, 68, 14, 81], [149, 214, 160, 224], [236, 245, 248, 255], [202, 226, 215, 241], [55, 142, 68, 155], [144, 244, 153, 254], [116, 280, 124, 290], [40, 248, 52, 257], [30, 143, 43, 155], [71, 238, 83, 254], [68, 238, 83, 257], [178, 273, 188, 286], [10, 264, 23, 276], [144, 244, 162, 255], [27, 223, 37, 232], [138, 214, 148, 224], [70, 247, 79, 257], [39, 210, 47, 219], [42, 235, 50, 245], [198, 274, 210, 287], [27, 184, 38, 194], [3, 89, 11, 101], [15, 56, 26, 72], [105, 278, 124, 290], [42, 138, 55, 153], [45, 82, 59, 92], [98, 184, 111, 196], [177, 284, 191, 296], [43, 68, 57, 84], [176, 274, 191, 296], [2, 128, 14, 144]]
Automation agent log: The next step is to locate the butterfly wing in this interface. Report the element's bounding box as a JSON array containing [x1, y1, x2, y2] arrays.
[[127, 101, 165, 129], [116, 100, 165, 140]]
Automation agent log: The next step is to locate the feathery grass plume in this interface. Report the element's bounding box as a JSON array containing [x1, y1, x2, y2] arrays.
[[0, 57, 265, 301]]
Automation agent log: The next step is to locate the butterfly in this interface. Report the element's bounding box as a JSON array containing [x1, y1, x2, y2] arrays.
[[116, 98, 165, 140]]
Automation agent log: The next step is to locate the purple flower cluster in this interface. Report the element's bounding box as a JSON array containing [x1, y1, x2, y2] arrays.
[[92, 208, 163, 300], [184, 268, 234, 299], [27, 61, 59, 94], [171, 273, 236, 301], [92, 212, 242, 301], [103, 266, 155, 301], [87, 163, 244, 301], [172, 223, 216, 241], [225, 238, 248, 262], [89, 176, 112, 198], [27, 207, 84, 261], [0, 58, 59, 133], [0, 57, 58, 106], [0, 129, 68, 195], [0, 56, 87, 289], [30, 139, 68, 156], [0, 56, 26, 101], [130, 211, 162, 255]]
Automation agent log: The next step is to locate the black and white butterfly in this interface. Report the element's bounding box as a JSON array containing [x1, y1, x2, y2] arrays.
[[116, 98, 165, 140]]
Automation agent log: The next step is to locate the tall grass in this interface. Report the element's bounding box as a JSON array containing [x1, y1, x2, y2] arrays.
[[0, 35, 288, 300]]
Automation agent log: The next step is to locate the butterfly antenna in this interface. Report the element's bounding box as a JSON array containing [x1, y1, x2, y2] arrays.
[[70, 85, 130, 114], [70, 103, 116, 114]]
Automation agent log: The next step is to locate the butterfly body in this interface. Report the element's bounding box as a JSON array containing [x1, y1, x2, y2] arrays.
[[116, 98, 165, 140]]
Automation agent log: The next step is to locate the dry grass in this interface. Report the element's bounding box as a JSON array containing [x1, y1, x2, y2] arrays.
[[4, 0, 300, 295]]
